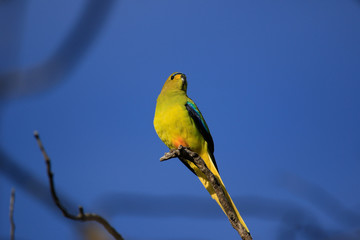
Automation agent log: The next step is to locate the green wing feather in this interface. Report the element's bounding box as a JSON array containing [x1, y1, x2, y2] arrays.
[[185, 99, 218, 171]]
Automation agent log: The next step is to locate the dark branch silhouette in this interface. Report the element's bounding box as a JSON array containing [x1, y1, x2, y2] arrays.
[[160, 146, 252, 240], [33, 131, 124, 240], [0, 149, 78, 214], [9, 188, 15, 240]]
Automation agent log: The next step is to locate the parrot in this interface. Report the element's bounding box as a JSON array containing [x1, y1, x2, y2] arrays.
[[153, 72, 249, 233]]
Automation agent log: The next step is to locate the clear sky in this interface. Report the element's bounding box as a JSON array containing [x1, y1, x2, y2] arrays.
[[1, 1, 360, 240]]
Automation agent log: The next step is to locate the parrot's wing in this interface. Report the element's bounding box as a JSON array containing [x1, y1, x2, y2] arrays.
[[185, 100, 218, 171]]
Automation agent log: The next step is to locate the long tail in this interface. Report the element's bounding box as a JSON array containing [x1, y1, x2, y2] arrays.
[[186, 152, 250, 233]]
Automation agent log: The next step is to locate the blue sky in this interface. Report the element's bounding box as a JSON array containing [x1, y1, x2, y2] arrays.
[[1, 1, 360, 239]]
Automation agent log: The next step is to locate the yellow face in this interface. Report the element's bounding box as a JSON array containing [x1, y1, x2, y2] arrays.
[[161, 72, 187, 92]]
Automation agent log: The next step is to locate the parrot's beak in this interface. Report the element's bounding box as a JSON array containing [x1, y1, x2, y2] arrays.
[[180, 73, 187, 83], [180, 73, 187, 91]]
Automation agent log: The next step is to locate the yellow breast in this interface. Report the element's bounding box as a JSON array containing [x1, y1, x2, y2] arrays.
[[154, 96, 204, 153]]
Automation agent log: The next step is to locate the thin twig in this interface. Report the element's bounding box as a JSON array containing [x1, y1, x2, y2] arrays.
[[160, 146, 253, 240], [34, 131, 124, 240], [9, 188, 15, 240]]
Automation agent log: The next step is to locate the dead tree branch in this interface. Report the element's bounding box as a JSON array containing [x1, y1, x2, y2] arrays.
[[34, 131, 124, 240], [9, 188, 15, 240], [160, 146, 253, 240]]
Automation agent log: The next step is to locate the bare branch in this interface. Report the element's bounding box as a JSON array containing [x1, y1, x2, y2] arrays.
[[159, 148, 180, 162], [160, 146, 252, 240], [9, 188, 15, 240], [33, 131, 124, 240]]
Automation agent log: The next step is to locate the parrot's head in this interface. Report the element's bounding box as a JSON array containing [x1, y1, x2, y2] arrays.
[[161, 72, 187, 93]]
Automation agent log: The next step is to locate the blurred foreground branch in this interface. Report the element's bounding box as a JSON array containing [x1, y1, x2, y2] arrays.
[[0, 1, 116, 99], [160, 146, 252, 240], [9, 188, 15, 240], [34, 131, 124, 240]]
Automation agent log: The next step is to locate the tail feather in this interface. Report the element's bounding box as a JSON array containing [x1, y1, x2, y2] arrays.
[[186, 152, 250, 233]]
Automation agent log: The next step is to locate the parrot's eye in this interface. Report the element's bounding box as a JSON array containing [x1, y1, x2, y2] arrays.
[[171, 75, 175, 80]]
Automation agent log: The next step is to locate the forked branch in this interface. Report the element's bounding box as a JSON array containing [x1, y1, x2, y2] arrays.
[[34, 131, 124, 240], [160, 146, 252, 240]]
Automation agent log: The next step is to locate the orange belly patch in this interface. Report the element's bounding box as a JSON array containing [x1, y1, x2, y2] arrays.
[[173, 137, 188, 148]]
